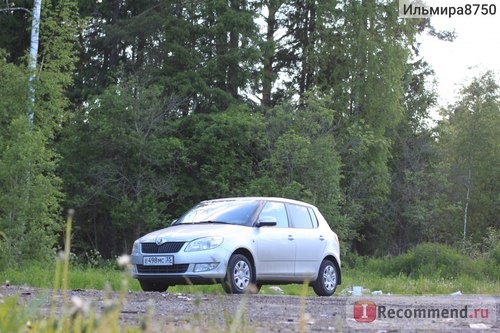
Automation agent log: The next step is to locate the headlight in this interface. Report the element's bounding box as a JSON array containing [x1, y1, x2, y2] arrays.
[[131, 241, 141, 255], [185, 236, 223, 252]]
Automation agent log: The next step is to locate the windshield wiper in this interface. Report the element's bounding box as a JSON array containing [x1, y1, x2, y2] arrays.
[[196, 220, 228, 224]]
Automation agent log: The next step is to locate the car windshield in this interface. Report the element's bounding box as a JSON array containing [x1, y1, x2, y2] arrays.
[[174, 199, 260, 226]]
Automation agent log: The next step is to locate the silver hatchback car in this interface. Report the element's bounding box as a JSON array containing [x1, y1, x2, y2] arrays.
[[131, 197, 341, 296]]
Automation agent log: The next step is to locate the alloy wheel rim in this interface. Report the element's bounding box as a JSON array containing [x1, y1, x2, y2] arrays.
[[323, 265, 336, 291], [233, 260, 250, 290]]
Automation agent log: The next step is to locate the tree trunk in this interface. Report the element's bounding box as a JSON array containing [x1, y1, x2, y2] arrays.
[[262, 3, 278, 107]]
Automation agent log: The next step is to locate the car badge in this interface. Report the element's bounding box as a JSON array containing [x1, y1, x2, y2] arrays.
[[156, 237, 166, 245]]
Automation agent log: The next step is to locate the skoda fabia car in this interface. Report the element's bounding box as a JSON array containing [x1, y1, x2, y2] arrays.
[[131, 197, 341, 296]]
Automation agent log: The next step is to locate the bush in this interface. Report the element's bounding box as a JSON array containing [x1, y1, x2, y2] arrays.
[[490, 243, 500, 265], [483, 227, 500, 254], [342, 251, 368, 269], [410, 243, 469, 279], [366, 243, 471, 279]]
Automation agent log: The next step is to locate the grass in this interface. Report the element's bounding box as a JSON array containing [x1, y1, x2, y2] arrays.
[[2, 259, 498, 332], [2, 260, 499, 296], [0, 212, 145, 333], [1, 264, 141, 291], [1, 215, 499, 333], [340, 268, 500, 295], [1, 265, 499, 333]]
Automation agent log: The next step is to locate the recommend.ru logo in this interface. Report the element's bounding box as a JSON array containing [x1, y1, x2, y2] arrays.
[[346, 296, 497, 330]]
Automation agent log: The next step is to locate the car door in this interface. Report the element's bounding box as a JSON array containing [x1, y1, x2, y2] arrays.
[[286, 204, 326, 278], [254, 201, 295, 278]]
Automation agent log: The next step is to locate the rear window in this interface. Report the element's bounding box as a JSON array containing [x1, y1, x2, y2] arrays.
[[308, 207, 319, 227], [287, 204, 314, 229]]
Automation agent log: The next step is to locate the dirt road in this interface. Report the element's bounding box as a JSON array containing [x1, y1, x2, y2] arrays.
[[1, 285, 498, 332]]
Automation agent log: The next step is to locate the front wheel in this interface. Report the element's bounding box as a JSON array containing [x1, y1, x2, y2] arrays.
[[222, 254, 257, 294], [139, 280, 169, 292], [312, 259, 338, 296]]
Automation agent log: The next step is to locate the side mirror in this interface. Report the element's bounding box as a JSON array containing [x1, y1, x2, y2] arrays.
[[256, 216, 277, 227], [171, 219, 178, 225]]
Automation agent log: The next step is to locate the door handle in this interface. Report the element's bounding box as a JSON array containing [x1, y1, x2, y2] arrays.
[[288, 235, 294, 240], [319, 235, 325, 241]]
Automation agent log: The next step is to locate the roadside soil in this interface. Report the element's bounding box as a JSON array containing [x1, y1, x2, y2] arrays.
[[1, 285, 498, 332]]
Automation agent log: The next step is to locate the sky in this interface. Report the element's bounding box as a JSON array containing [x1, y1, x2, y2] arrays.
[[417, 1, 500, 107]]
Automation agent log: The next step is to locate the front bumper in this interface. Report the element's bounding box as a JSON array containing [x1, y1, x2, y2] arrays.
[[131, 247, 230, 284]]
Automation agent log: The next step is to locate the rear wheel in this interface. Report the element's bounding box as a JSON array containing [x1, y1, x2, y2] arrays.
[[222, 254, 257, 294], [312, 259, 338, 296], [139, 280, 169, 292]]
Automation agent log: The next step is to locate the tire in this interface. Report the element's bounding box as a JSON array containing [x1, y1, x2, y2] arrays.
[[312, 259, 338, 296], [139, 280, 169, 292], [222, 254, 257, 294]]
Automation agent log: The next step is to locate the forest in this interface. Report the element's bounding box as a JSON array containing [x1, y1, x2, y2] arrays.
[[0, 0, 498, 267]]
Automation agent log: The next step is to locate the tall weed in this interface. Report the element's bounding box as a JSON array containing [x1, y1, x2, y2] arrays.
[[0, 211, 144, 333], [364, 242, 499, 282]]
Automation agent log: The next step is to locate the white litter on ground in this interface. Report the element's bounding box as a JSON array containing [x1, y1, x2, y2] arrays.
[[269, 286, 284, 294]]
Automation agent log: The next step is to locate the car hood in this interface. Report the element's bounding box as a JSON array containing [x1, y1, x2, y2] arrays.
[[138, 223, 248, 243]]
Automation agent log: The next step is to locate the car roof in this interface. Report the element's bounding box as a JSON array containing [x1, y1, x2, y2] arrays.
[[201, 196, 316, 208]]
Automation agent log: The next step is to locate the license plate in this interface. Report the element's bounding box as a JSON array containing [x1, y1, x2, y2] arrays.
[[143, 256, 174, 266]]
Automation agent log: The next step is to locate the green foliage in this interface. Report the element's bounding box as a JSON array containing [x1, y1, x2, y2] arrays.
[[489, 243, 500, 266], [338, 120, 391, 248], [0, 57, 63, 267], [482, 227, 500, 253], [381, 58, 455, 253], [251, 97, 350, 239], [0, 296, 29, 333], [436, 72, 500, 243], [2, 250, 498, 296], [0, 0, 32, 65], [341, 251, 368, 270], [0, 0, 78, 267], [392, 243, 468, 279], [1, 0, 497, 261], [176, 104, 268, 202], [58, 77, 186, 256], [342, 267, 499, 295], [0, 274, 142, 333], [364, 243, 499, 282]]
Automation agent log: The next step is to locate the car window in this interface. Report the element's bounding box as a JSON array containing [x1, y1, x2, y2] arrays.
[[287, 204, 314, 229], [259, 201, 289, 228], [308, 207, 319, 227], [176, 200, 259, 225]]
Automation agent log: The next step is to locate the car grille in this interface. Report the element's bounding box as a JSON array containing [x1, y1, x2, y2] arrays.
[[136, 264, 189, 274], [141, 242, 185, 253]]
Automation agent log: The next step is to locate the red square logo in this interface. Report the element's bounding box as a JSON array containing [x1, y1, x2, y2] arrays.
[[353, 300, 377, 322]]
